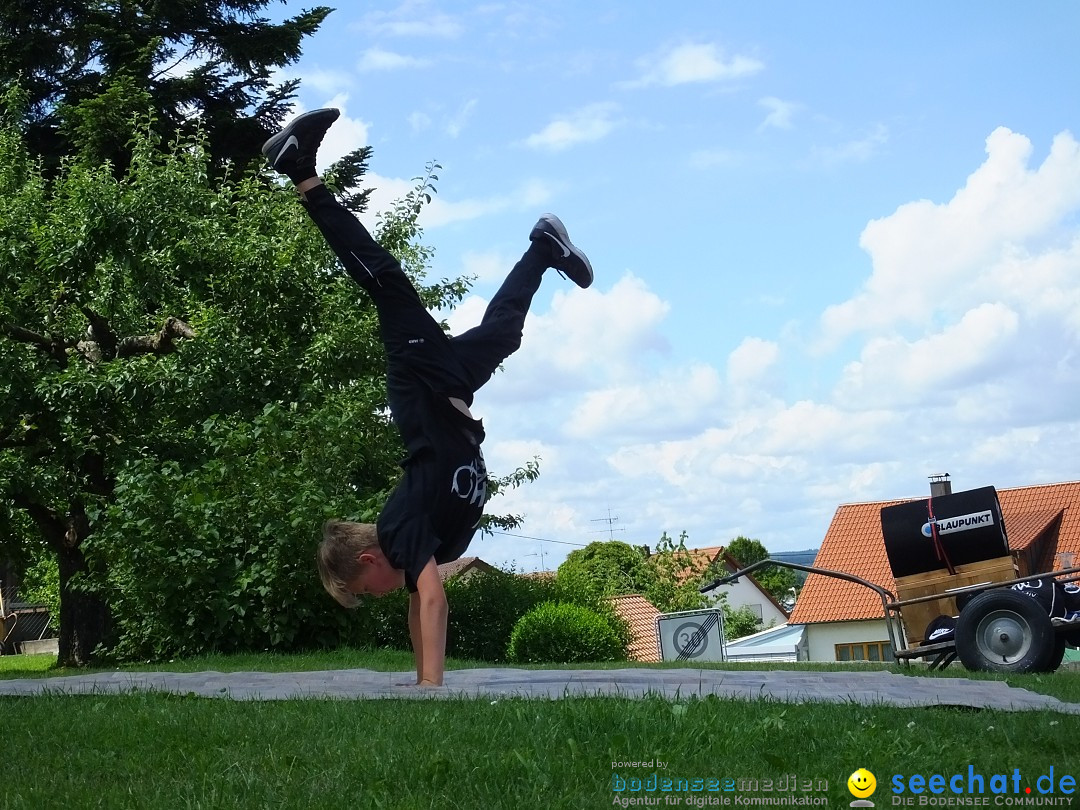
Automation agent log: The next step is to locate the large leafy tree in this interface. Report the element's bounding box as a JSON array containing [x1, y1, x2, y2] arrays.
[[718, 535, 798, 605], [643, 531, 710, 614], [0, 85, 495, 664], [555, 541, 658, 601], [0, 0, 330, 173]]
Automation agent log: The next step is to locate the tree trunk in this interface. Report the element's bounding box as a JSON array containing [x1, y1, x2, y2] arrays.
[[56, 539, 111, 667], [13, 481, 114, 667]]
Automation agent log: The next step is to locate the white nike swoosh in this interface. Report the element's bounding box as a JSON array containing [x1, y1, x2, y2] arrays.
[[549, 235, 570, 257], [281, 135, 299, 157]]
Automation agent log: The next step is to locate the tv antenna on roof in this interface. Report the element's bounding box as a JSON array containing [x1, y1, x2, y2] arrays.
[[591, 508, 624, 540]]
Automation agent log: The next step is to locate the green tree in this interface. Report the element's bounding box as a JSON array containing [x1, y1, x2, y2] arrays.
[[643, 531, 708, 613], [724, 536, 770, 569], [722, 604, 762, 641], [555, 541, 657, 602], [719, 535, 798, 605], [16, 544, 60, 629], [0, 91, 526, 664], [0, 0, 330, 174]]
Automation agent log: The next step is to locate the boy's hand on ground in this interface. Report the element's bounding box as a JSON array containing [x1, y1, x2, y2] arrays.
[[413, 559, 449, 686]]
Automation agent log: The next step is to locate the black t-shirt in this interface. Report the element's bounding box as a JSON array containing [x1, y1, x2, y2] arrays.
[[377, 390, 487, 592]]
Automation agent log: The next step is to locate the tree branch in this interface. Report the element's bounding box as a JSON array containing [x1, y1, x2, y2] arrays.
[[0, 427, 37, 450], [116, 316, 196, 357], [2, 323, 71, 366], [3, 315, 196, 364], [9, 491, 68, 550], [81, 306, 119, 359]]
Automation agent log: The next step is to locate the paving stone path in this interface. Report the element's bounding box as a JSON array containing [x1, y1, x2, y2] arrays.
[[1, 667, 1079, 713]]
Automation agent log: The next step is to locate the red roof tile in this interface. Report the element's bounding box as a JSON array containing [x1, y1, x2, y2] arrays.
[[788, 480, 1080, 625], [1005, 508, 1063, 552], [655, 545, 725, 585], [609, 594, 662, 662]]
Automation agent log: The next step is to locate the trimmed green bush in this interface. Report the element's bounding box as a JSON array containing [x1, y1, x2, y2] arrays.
[[507, 601, 627, 664], [445, 569, 561, 661], [335, 568, 633, 665]]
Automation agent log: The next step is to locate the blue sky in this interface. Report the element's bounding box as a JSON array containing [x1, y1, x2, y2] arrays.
[[275, 1, 1080, 570]]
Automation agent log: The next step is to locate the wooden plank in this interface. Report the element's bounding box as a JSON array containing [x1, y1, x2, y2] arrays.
[[894, 557, 1018, 643]]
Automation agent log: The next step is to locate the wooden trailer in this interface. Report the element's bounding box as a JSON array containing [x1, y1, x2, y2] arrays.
[[705, 484, 1080, 673]]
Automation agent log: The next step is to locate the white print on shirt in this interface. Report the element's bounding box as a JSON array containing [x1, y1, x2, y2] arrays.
[[451, 453, 487, 507]]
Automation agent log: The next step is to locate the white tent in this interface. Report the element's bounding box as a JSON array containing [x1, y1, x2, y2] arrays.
[[725, 623, 807, 662]]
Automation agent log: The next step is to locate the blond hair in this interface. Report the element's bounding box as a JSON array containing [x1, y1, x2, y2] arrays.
[[317, 520, 380, 608]]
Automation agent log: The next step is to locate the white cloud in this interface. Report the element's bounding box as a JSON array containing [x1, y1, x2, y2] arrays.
[[517, 274, 672, 381], [627, 42, 763, 88], [448, 273, 672, 420], [358, 175, 556, 230], [727, 337, 780, 388], [835, 303, 1021, 408], [300, 67, 354, 97], [446, 99, 479, 138], [354, 2, 463, 38], [408, 111, 432, 133], [821, 128, 1080, 345], [459, 250, 519, 284], [567, 364, 723, 440], [357, 47, 430, 72], [482, 127, 1080, 561], [523, 103, 621, 152], [757, 96, 800, 130], [810, 123, 888, 166], [424, 179, 556, 227]]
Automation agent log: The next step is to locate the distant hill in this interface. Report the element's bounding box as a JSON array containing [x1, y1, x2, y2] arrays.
[[769, 549, 819, 584]]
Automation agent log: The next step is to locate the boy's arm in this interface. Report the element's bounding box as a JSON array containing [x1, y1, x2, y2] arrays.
[[408, 592, 424, 684], [412, 557, 448, 686]]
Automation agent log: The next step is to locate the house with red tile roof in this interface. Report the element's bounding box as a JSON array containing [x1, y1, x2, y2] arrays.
[[698, 550, 790, 629], [603, 546, 793, 661], [657, 544, 790, 625], [436, 557, 495, 582], [608, 594, 662, 662], [787, 479, 1080, 662]]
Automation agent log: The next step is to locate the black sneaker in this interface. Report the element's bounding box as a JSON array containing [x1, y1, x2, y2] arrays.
[[261, 108, 340, 179], [530, 213, 593, 288]]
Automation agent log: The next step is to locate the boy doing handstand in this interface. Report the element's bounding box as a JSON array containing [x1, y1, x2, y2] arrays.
[[262, 109, 593, 686]]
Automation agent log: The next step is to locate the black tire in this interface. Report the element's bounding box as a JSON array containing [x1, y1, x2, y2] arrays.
[[955, 589, 1056, 673], [1046, 635, 1067, 672], [955, 590, 975, 612]]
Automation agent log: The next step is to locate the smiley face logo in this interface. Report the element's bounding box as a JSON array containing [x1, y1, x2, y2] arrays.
[[848, 768, 877, 799]]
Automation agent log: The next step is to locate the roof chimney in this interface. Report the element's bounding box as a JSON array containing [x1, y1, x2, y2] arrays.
[[929, 473, 952, 498]]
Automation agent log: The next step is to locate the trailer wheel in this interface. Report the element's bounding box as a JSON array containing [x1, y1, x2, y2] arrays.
[[955, 589, 1056, 673], [1046, 636, 1067, 672]]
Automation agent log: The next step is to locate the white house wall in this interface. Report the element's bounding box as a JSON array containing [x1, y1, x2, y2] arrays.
[[705, 579, 787, 627], [805, 620, 890, 662]]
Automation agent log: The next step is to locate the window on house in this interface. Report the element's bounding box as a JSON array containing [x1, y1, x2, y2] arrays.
[[835, 641, 894, 662], [748, 603, 763, 621]]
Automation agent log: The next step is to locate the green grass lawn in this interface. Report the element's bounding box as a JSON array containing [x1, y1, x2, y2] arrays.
[[1, 650, 1078, 809]]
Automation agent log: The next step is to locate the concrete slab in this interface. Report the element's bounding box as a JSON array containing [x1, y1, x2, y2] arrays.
[[0, 667, 1078, 713], [17, 638, 59, 656]]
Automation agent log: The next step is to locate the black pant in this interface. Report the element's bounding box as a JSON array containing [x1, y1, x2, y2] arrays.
[[302, 185, 546, 407]]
